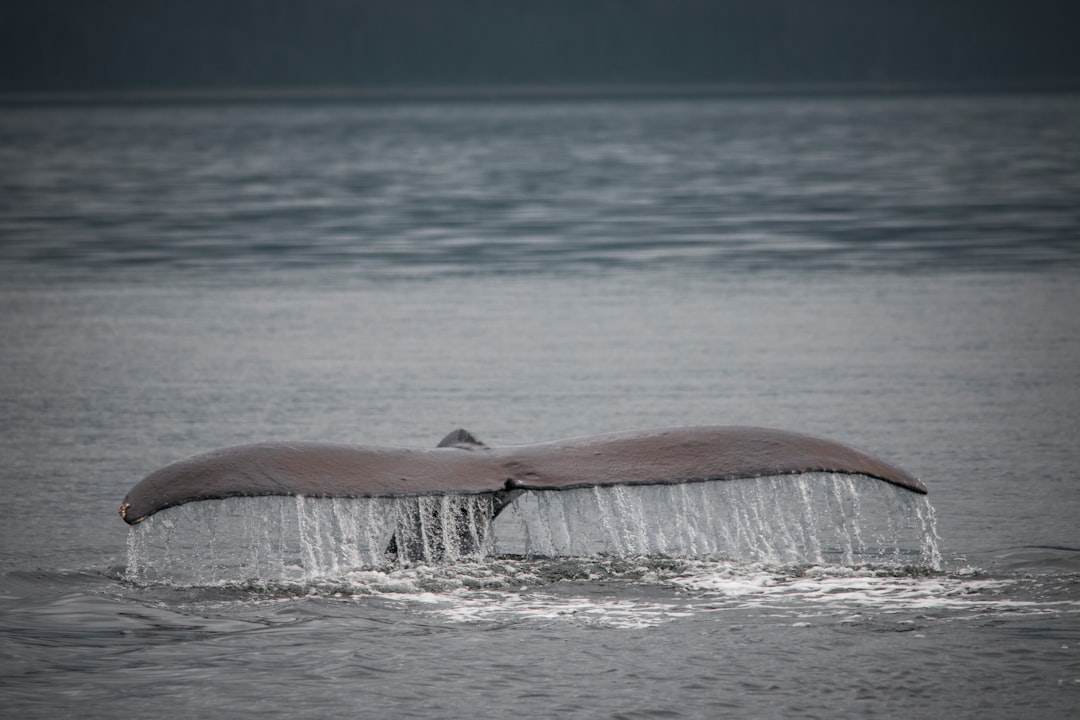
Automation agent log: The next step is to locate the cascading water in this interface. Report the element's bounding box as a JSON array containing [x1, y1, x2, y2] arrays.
[[125, 493, 497, 584], [492, 474, 940, 567], [125, 473, 941, 585]]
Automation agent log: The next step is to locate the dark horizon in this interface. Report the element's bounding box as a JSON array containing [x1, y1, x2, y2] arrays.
[[2, 0, 1080, 98]]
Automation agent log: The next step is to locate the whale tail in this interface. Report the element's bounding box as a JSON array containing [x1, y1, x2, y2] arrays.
[[119, 426, 926, 538], [387, 430, 514, 561]]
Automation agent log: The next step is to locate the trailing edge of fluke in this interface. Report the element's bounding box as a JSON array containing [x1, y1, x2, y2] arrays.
[[119, 426, 926, 525]]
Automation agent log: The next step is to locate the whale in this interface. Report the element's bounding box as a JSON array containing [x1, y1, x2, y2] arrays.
[[119, 426, 926, 527]]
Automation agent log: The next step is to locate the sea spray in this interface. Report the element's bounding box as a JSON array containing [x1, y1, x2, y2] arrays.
[[125, 473, 942, 584]]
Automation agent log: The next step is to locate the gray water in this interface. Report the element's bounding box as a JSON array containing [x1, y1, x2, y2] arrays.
[[1, 95, 1079, 718]]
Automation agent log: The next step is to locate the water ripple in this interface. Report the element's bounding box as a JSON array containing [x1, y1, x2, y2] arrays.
[[2, 96, 1078, 280]]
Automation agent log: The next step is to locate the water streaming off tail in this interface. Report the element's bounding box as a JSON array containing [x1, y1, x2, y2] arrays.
[[492, 474, 940, 567], [125, 474, 940, 585], [125, 494, 497, 584]]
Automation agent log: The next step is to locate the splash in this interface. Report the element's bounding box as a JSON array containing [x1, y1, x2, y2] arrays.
[[125, 473, 941, 584]]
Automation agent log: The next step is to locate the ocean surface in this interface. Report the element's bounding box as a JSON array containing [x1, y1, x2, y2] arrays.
[[1, 94, 1079, 718]]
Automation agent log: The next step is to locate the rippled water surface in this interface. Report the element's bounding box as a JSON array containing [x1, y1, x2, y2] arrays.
[[2, 95, 1078, 275], [1, 95, 1079, 718]]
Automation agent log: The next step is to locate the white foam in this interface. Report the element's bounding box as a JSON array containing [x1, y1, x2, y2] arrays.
[[121, 553, 1080, 631], [418, 591, 696, 629], [313, 561, 1077, 630], [666, 563, 1080, 619]]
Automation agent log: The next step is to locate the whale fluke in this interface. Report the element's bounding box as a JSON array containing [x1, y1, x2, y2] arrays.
[[118, 426, 925, 527]]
